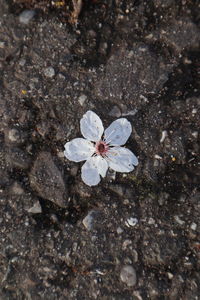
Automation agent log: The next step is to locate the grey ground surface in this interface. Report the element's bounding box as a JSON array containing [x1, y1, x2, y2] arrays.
[[0, 0, 200, 299]]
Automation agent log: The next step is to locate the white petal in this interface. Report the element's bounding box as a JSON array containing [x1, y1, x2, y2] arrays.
[[80, 111, 104, 142], [81, 156, 108, 186], [64, 138, 95, 162], [104, 118, 132, 146], [106, 147, 138, 173], [94, 156, 108, 178]]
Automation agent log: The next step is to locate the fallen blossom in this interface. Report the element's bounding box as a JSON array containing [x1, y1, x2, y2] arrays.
[[64, 110, 138, 186]]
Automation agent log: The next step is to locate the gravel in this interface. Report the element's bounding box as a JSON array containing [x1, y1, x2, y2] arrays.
[[19, 9, 35, 25], [120, 265, 137, 287]]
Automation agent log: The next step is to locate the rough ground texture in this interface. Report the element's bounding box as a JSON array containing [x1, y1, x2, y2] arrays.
[[0, 0, 200, 299]]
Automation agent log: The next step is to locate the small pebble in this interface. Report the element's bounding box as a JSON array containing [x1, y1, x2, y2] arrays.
[[125, 217, 138, 227], [154, 154, 163, 160], [82, 210, 96, 231], [192, 108, 197, 114], [28, 201, 42, 214], [0, 41, 5, 48], [44, 67, 55, 78], [160, 130, 168, 143], [132, 250, 138, 263], [19, 58, 26, 66], [70, 165, 78, 176], [78, 95, 87, 106], [148, 217, 155, 225], [167, 272, 174, 279], [57, 151, 65, 158], [11, 182, 24, 195], [117, 227, 123, 234], [174, 215, 185, 225], [19, 10, 35, 25], [8, 129, 20, 142], [50, 214, 59, 224], [109, 106, 121, 118], [122, 239, 132, 250], [191, 131, 198, 138], [190, 222, 197, 231], [133, 291, 143, 300], [120, 265, 137, 287]]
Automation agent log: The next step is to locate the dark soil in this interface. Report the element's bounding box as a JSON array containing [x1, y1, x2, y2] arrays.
[[0, 0, 200, 299]]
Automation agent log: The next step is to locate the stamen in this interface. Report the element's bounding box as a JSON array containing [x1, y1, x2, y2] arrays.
[[95, 140, 109, 156]]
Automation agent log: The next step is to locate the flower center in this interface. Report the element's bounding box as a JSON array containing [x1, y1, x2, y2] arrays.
[[95, 140, 109, 156]]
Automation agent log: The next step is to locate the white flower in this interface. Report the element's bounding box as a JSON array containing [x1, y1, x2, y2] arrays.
[[64, 111, 138, 186]]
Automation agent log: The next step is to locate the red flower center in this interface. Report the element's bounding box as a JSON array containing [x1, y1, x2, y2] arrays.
[[95, 141, 109, 156]]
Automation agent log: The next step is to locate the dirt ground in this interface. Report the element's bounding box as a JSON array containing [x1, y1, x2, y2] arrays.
[[0, 0, 200, 299]]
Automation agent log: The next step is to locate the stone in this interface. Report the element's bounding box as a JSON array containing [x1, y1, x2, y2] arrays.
[[29, 152, 67, 207], [5, 128, 27, 145], [10, 182, 24, 195], [82, 211, 94, 230], [8, 128, 20, 142], [82, 210, 104, 231], [132, 291, 143, 300], [125, 217, 138, 227], [28, 201, 42, 214], [120, 265, 137, 287], [44, 67, 55, 78], [78, 94, 87, 106], [190, 223, 197, 231], [109, 106, 121, 118], [19, 10, 35, 25], [6, 147, 32, 169]]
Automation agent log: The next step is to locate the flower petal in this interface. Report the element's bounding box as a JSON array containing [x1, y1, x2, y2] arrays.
[[64, 138, 95, 162], [80, 110, 104, 142], [94, 156, 108, 178], [106, 147, 138, 172], [104, 118, 132, 146], [81, 156, 108, 186]]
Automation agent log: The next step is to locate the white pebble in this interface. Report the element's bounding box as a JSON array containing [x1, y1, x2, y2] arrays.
[[19, 10, 35, 25], [44, 67, 55, 78], [0, 41, 5, 48], [192, 108, 197, 114], [117, 227, 123, 234], [160, 130, 168, 143], [167, 272, 174, 279], [8, 129, 20, 142], [78, 95, 87, 106], [148, 217, 155, 225], [125, 217, 138, 227], [120, 265, 137, 287], [192, 131, 198, 138], [190, 222, 197, 231]]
